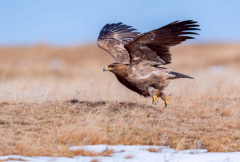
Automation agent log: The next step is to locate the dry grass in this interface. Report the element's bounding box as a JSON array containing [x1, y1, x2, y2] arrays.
[[90, 159, 100, 162], [146, 148, 161, 152], [64, 148, 113, 157], [0, 158, 26, 161], [125, 155, 133, 159], [0, 44, 240, 156]]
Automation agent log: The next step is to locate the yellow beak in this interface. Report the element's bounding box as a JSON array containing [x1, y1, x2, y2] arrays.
[[103, 66, 114, 72]]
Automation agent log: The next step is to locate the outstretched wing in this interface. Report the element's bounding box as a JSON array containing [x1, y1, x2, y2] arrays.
[[124, 20, 200, 65], [97, 23, 140, 64]]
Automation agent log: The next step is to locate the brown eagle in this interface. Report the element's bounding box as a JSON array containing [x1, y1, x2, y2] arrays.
[[97, 20, 200, 107]]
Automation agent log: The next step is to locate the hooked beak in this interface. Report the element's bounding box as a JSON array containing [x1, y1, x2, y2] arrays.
[[103, 66, 114, 72]]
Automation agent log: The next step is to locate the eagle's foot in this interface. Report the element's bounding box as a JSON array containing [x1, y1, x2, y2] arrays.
[[165, 94, 172, 108], [152, 95, 158, 105]]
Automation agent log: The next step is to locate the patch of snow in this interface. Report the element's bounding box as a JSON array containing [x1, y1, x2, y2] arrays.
[[1, 145, 240, 162]]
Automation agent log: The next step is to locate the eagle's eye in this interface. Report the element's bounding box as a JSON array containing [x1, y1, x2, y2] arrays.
[[109, 65, 114, 68]]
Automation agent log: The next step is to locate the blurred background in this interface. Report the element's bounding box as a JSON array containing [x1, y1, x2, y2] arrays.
[[0, 0, 240, 103]]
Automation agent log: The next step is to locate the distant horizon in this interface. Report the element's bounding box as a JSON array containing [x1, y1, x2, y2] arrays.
[[1, 0, 240, 46], [2, 41, 240, 48]]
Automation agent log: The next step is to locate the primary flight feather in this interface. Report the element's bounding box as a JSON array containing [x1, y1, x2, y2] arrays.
[[97, 20, 200, 107]]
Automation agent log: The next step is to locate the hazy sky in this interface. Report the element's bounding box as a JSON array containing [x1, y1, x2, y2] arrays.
[[0, 0, 240, 46]]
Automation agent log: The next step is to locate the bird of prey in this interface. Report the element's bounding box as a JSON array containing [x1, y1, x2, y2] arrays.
[[97, 20, 200, 107]]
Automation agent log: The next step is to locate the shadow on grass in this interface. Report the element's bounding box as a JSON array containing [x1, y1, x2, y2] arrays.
[[66, 99, 161, 112]]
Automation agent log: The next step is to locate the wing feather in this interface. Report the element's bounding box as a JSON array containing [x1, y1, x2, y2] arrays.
[[97, 23, 140, 64], [124, 20, 200, 65]]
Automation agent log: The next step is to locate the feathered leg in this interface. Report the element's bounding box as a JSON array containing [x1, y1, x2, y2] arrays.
[[150, 88, 171, 107], [160, 92, 172, 108], [152, 95, 158, 104], [148, 87, 160, 105]]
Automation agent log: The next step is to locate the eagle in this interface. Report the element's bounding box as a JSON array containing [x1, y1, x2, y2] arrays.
[[97, 20, 200, 107]]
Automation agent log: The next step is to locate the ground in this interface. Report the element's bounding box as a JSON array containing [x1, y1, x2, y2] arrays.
[[0, 44, 240, 156]]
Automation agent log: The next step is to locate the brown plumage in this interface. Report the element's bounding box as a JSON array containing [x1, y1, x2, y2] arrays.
[[98, 23, 140, 64], [98, 20, 200, 107]]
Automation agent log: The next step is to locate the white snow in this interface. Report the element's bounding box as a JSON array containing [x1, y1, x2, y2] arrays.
[[1, 145, 240, 162]]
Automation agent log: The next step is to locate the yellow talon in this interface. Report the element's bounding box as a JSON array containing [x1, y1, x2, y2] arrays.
[[152, 95, 158, 104], [165, 94, 172, 108]]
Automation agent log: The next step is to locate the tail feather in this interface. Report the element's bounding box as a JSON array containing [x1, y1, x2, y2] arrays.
[[168, 71, 194, 79]]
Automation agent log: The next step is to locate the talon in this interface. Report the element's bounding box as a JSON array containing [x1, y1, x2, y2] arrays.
[[165, 94, 172, 108], [152, 95, 158, 105]]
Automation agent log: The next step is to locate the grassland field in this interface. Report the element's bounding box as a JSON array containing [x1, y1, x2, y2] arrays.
[[0, 44, 240, 156]]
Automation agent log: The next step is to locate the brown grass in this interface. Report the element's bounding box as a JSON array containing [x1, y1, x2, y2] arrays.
[[65, 149, 113, 157], [0, 44, 240, 156], [147, 148, 161, 152], [90, 159, 100, 162], [125, 155, 133, 159], [0, 158, 26, 161]]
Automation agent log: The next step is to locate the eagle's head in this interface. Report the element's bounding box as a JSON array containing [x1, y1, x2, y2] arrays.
[[103, 63, 129, 76]]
